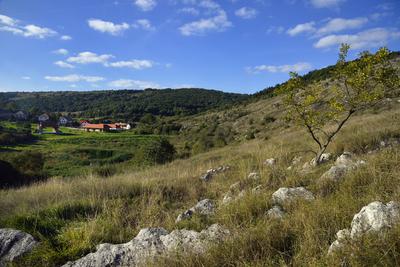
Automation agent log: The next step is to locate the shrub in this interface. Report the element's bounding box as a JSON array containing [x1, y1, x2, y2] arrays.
[[135, 138, 176, 164]]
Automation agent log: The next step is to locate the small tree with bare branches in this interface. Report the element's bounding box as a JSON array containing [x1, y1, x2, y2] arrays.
[[279, 44, 399, 165]]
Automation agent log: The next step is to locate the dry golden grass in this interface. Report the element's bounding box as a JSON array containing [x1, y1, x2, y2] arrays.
[[1, 101, 400, 266]]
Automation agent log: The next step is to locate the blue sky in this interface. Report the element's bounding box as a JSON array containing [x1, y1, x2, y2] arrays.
[[0, 0, 399, 94]]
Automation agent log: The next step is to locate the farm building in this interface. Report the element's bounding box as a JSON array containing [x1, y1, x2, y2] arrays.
[[14, 111, 28, 120], [38, 113, 50, 122], [82, 124, 111, 132], [59, 116, 73, 126]]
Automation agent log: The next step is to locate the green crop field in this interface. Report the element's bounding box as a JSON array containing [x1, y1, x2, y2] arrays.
[[0, 123, 163, 177]]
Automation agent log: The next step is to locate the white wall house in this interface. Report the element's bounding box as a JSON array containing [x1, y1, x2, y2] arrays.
[[38, 113, 50, 122]]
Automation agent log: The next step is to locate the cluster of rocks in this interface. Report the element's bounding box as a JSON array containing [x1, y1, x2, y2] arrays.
[[63, 224, 229, 267], [366, 138, 400, 154], [319, 152, 365, 183], [200, 166, 230, 181], [176, 199, 215, 223], [222, 172, 261, 204], [328, 201, 400, 254], [266, 187, 315, 219], [0, 229, 39, 266], [301, 153, 332, 171]]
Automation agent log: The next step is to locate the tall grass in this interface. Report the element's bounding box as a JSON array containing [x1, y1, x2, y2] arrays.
[[1, 105, 400, 266]]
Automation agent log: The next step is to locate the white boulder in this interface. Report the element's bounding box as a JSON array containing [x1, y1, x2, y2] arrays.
[[0, 229, 39, 265], [271, 187, 315, 205], [176, 199, 215, 223]]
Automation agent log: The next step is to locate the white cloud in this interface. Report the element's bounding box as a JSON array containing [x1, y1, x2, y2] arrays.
[[287, 22, 315, 36], [0, 14, 58, 39], [235, 7, 258, 19], [52, 48, 69, 55], [134, 0, 157, 11], [178, 7, 200, 16], [132, 19, 155, 31], [106, 59, 154, 70], [314, 28, 400, 49], [45, 74, 104, 83], [22, 24, 57, 38], [108, 79, 160, 89], [67, 52, 113, 64], [54, 61, 75, 69], [60, 35, 72, 40], [248, 62, 312, 73], [310, 0, 345, 8], [0, 14, 17, 26], [317, 17, 368, 35], [21, 76, 31, 80], [179, 10, 232, 36], [267, 26, 285, 34], [88, 19, 130, 35]]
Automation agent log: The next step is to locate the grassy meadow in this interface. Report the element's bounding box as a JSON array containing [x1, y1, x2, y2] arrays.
[[0, 98, 399, 266], [0, 125, 163, 177]]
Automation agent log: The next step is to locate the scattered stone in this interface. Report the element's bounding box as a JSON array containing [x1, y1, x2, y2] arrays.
[[0, 229, 39, 266], [267, 205, 285, 219], [264, 158, 276, 166], [328, 201, 400, 254], [310, 153, 332, 166], [248, 172, 261, 180], [62, 224, 229, 267], [292, 156, 302, 166], [272, 187, 315, 205], [176, 199, 215, 223], [319, 152, 366, 183], [199, 166, 230, 181], [252, 185, 263, 193]]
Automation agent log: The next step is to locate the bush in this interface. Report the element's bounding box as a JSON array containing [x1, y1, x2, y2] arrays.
[[135, 138, 176, 164], [91, 165, 117, 178], [8, 151, 45, 178]]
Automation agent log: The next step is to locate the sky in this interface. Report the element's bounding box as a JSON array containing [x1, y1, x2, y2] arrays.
[[0, 0, 399, 94]]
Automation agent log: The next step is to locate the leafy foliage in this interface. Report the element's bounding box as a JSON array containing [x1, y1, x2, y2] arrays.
[[279, 45, 400, 163]]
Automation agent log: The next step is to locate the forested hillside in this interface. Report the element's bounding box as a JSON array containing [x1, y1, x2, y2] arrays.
[[0, 88, 248, 120]]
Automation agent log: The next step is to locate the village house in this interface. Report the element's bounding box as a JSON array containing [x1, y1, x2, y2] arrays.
[[82, 123, 111, 132], [14, 111, 28, 120], [59, 116, 73, 126], [38, 113, 50, 122]]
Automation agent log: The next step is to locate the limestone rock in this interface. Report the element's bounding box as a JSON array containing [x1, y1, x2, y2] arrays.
[[272, 187, 315, 205], [176, 199, 215, 223], [350, 201, 400, 238], [267, 206, 285, 219], [63, 224, 229, 267], [248, 172, 260, 180], [0, 229, 39, 265], [328, 201, 400, 254], [200, 166, 230, 181], [264, 158, 276, 166], [319, 152, 366, 183]]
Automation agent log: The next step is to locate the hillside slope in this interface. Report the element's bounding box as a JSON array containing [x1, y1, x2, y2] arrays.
[[0, 88, 248, 119]]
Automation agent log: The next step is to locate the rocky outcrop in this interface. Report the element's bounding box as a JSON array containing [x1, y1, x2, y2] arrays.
[[200, 166, 230, 181], [319, 152, 366, 183], [0, 229, 39, 266], [247, 172, 260, 180], [176, 199, 215, 223], [271, 187, 315, 205], [328, 201, 400, 254], [267, 205, 285, 219], [62, 224, 229, 267], [263, 158, 276, 166]]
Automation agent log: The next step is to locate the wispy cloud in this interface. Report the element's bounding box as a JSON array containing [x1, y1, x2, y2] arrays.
[[88, 19, 130, 35], [108, 79, 160, 89], [179, 10, 232, 36], [235, 7, 258, 19], [45, 74, 105, 83], [309, 0, 346, 8], [67, 52, 114, 64], [0, 14, 58, 39], [287, 22, 315, 36], [52, 48, 69, 55], [60, 35, 72, 40], [314, 27, 400, 49], [134, 0, 157, 11], [105, 59, 154, 70], [247, 62, 312, 74], [54, 61, 75, 69], [132, 19, 155, 31]]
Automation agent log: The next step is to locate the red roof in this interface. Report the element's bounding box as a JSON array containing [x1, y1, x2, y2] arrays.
[[82, 123, 110, 129]]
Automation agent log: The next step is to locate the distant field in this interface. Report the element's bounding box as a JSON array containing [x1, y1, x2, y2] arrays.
[[0, 124, 162, 177]]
